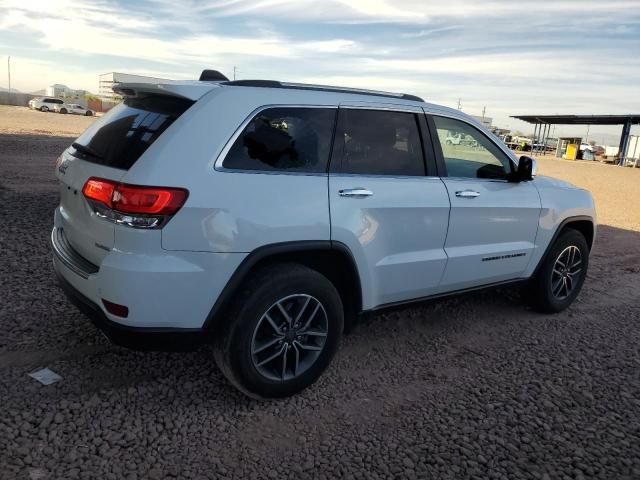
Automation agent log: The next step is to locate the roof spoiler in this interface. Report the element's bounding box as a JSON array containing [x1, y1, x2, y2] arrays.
[[112, 81, 218, 101]]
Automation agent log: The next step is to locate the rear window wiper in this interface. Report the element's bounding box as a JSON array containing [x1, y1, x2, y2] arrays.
[[72, 142, 104, 161]]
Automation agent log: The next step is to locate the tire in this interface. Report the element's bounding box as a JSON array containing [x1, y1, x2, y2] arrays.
[[528, 229, 589, 313], [40, 106, 48, 112], [60, 108, 67, 114], [85, 111, 93, 116], [214, 263, 344, 398]]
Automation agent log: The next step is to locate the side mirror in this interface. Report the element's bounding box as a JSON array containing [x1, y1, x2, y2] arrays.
[[515, 155, 537, 181]]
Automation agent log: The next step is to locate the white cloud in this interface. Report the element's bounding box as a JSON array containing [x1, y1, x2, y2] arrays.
[[3, 56, 99, 93], [1, 0, 638, 135]]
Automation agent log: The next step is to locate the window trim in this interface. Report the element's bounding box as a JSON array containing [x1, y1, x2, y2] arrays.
[[214, 104, 338, 176], [329, 107, 432, 178], [427, 113, 516, 181]]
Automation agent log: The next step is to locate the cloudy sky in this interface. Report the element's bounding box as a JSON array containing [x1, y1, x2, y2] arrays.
[[1, 0, 639, 138]]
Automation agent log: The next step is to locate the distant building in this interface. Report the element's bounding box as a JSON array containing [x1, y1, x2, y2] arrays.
[[99, 72, 170, 99], [45, 84, 87, 98], [470, 115, 493, 128], [491, 127, 511, 137]]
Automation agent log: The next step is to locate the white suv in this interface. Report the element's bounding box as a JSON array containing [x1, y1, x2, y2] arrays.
[[52, 72, 596, 398], [29, 97, 64, 112]]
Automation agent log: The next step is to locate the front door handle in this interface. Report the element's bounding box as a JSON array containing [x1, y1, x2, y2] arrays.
[[455, 190, 480, 198], [339, 188, 373, 198]]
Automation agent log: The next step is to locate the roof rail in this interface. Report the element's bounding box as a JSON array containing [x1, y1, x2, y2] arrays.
[[220, 80, 424, 102]]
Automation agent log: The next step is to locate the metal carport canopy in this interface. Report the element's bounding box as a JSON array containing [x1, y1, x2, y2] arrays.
[[510, 114, 640, 125], [510, 114, 640, 165]]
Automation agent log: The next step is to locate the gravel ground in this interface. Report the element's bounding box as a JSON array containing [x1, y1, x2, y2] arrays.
[[1, 105, 639, 479]]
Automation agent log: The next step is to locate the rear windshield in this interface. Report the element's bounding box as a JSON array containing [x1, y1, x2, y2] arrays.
[[71, 94, 194, 170]]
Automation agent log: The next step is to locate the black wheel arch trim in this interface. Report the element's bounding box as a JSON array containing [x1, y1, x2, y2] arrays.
[[202, 240, 362, 332], [532, 215, 595, 277]]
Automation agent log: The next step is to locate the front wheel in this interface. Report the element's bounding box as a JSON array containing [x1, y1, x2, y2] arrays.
[[85, 111, 93, 116], [40, 106, 49, 112], [528, 229, 589, 313], [60, 108, 67, 114], [214, 263, 343, 398]]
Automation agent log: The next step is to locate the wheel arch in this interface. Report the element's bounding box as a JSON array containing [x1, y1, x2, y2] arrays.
[[203, 241, 362, 333], [563, 218, 594, 250], [533, 215, 595, 277]]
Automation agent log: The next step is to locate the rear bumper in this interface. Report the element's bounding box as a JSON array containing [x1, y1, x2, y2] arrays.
[[54, 270, 205, 351], [50, 222, 247, 347]]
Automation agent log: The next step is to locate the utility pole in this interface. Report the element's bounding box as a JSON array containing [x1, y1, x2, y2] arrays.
[[481, 105, 486, 120], [233, 66, 237, 81], [7, 56, 10, 93], [585, 124, 590, 144], [457, 98, 462, 110]]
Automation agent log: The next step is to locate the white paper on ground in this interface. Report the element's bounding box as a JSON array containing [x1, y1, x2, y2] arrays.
[[28, 368, 63, 385]]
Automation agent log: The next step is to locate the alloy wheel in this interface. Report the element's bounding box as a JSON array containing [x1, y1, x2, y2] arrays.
[[550, 245, 582, 300], [251, 294, 328, 382]]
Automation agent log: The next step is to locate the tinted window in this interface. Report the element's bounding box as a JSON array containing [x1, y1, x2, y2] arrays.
[[333, 109, 425, 176], [71, 94, 194, 170], [433, 116, 511, 179], [223, 108, 336, 172]]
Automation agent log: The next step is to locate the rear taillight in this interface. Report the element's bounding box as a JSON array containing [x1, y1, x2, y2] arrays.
[[83, 178, 115, 207], [82, 177, 188, 229]]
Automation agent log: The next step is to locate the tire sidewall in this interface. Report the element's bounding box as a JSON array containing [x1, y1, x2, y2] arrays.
[[536, 230, 589, 312], [221, 266, 343, 398]]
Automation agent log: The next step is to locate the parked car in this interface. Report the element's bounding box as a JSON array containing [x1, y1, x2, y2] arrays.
[[52, 72, 596, 398], [53, 103, 94, 116], [445, 133, 462, 145], [28, 97, 64, 112]]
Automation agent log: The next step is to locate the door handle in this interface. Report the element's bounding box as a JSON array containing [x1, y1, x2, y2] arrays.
[[455, 190, 480, 198], [339, 188, 373, 198]]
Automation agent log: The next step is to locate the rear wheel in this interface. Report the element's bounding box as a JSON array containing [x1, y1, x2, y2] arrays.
[[85, 110, 93, 116], [60, 108, 67, 114], [528, 229, 589, 313], [214, 263, 343, 398]]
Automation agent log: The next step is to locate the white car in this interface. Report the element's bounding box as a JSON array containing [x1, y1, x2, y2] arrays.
[[54, 103, 94, 116], [52, 71, 596, 398], [28, 97, 64, 112]]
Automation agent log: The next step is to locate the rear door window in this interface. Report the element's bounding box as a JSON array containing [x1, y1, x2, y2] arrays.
[[332, 109, 426, 176], [222, 107, 336, 173], [71, 94, 194, 170]]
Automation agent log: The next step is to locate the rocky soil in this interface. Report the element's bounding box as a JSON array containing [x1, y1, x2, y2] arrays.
[[0, 106, 638, 479]]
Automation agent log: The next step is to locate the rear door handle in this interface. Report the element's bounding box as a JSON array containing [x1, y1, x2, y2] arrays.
[[339, 188, 373, 198], [455, 190, 480, 198]]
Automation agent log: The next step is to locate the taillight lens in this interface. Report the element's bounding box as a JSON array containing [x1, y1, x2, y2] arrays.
[[113, 184, 187, 215], [83, 178, 116, 208], [82, 177, 188, 228]]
